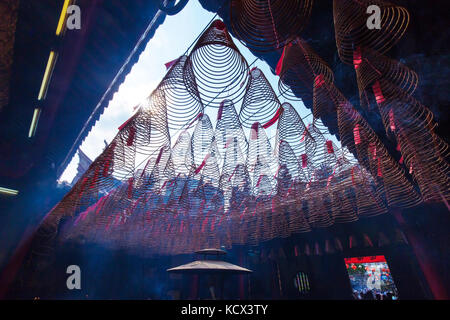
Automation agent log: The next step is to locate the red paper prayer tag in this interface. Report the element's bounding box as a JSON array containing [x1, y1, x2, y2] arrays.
[[353, 124, 361, 145], [314, 74, 325, 88], [275, 45, 287, 76], [126, 126, 136, 146], [353, 47, 362, 70], [389, 108, 396, 131], [326, 140, 334, 153], [372, 81, 385, 105], [301, 154, 308, 168]]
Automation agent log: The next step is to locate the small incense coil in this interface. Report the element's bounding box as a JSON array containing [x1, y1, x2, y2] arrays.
[[157, 56, 204, 130], [229, 0, 313, 52], [215, 99, 248, 159], [333, 0, 410, 65], [276, 102, 316, 161], [247, 122, 277, 177], [190, 114, 221, 170], [240, 67, 281, 128], [373, 80, 450, 203], [183, 20, 249, 108]]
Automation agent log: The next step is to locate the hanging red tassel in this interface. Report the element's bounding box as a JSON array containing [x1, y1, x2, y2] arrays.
[[275, 45, 287, 76], [353, 46, 362, 70], [372, 81, 385, 105], [301, 154, 308, 168], [262, 107, 283, 129], [353, 124, 361, 145], [399, 156, 404, 165], [326, 140, 334, 154]]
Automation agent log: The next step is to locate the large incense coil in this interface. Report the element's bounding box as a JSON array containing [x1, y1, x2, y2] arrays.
[[275, 102, 315, 160], [239, 68, 281, 128], [157, 55, 204, 131], [278, 38, 334, 104], [183, 20, 249, 108], [373, 80, 450, 203], [333, 0, 410, 65], [229, 0, 313, 52]]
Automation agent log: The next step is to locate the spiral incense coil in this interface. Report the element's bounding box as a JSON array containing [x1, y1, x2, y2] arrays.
[[373, 80, 450, 203], [183, 20, 249, 108], [229, 0, 313, 52], [333, 0, 410, 65], [275, 102, 315, 161], [239, 67, 281, 128], [190, 113, 221, 170], [247, 122, 277, 177], [353, 47, 418, 109], [215, 99, 248, 159], [157, 55, 204, 130], [134, 90, 171, 158], [278, 38, 334, 105]]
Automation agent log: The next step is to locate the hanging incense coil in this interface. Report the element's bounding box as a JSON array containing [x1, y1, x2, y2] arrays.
[[275, 102, 315, 164], [183, 20, 249, 108], [333, 0, 410, 65], [229, 0, 313, 52], [372, 80, 450, 203], [278, 38, 334, 104], [189, 113, 221, 171], [247, 122, 277, 178], [157, 55, 204, 131], [352, 47, 418, 108], [215, 99, 248, 159], [239, 67, 281, 128]]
